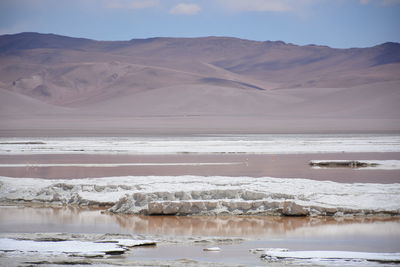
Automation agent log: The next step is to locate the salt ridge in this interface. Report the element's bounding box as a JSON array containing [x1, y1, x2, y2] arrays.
[[1, 175, 399, 216]]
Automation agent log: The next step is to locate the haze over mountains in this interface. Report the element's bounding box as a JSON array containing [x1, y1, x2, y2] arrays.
[[1, 32, 399, 135]]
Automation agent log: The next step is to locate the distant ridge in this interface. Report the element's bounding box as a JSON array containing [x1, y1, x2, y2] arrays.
[[2, 32, 400, 54], [0, 32, 94, 52]]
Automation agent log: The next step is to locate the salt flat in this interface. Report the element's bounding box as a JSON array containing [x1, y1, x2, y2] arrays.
[[1, 134, 399, 266], [1, 134, 399, 154]]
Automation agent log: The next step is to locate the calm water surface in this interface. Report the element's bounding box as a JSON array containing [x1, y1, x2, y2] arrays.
[[1, 206, 399, 251], [1, 152, 399, 183], [1, 206, 399, 265]]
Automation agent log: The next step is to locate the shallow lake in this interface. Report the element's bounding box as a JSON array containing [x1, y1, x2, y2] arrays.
[[1, 206, 399, 265], [1, 134, 399, 265]]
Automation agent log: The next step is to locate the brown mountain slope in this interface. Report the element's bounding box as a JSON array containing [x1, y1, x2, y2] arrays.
[[0, 33, 399, 135]]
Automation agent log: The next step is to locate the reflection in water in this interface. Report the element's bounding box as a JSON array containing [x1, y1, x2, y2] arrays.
[[0, 206, 120, 234], [1, 206, 399, 239], [113, 214, 400, 238]]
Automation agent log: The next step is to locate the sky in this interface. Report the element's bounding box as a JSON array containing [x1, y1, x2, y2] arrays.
[[0, 0, 399, 48]]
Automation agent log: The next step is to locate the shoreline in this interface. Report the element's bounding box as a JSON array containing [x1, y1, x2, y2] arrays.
[[1, 120, 400, 138]]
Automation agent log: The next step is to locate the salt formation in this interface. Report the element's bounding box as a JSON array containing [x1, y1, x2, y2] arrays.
[[1, 176, 399, 216], [203, 247, 221, 251], [309, 160, 379, 168], [261, 249, 400, 264], [109, 189, 398, 216], [310, 160, 400, 170], [0, 238, 156, 257]]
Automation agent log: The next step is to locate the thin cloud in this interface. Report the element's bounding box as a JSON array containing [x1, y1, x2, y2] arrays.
[[105, 0, 160, 9], [218, 0, 292, 12], [170, 3, 202, 15], [359, 0, 400, 5]]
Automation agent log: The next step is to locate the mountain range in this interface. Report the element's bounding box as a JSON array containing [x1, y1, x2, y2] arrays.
[[1, 32, 399, 135]]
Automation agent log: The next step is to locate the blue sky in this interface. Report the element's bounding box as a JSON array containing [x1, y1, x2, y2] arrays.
[[0, 0, 399, 48]]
